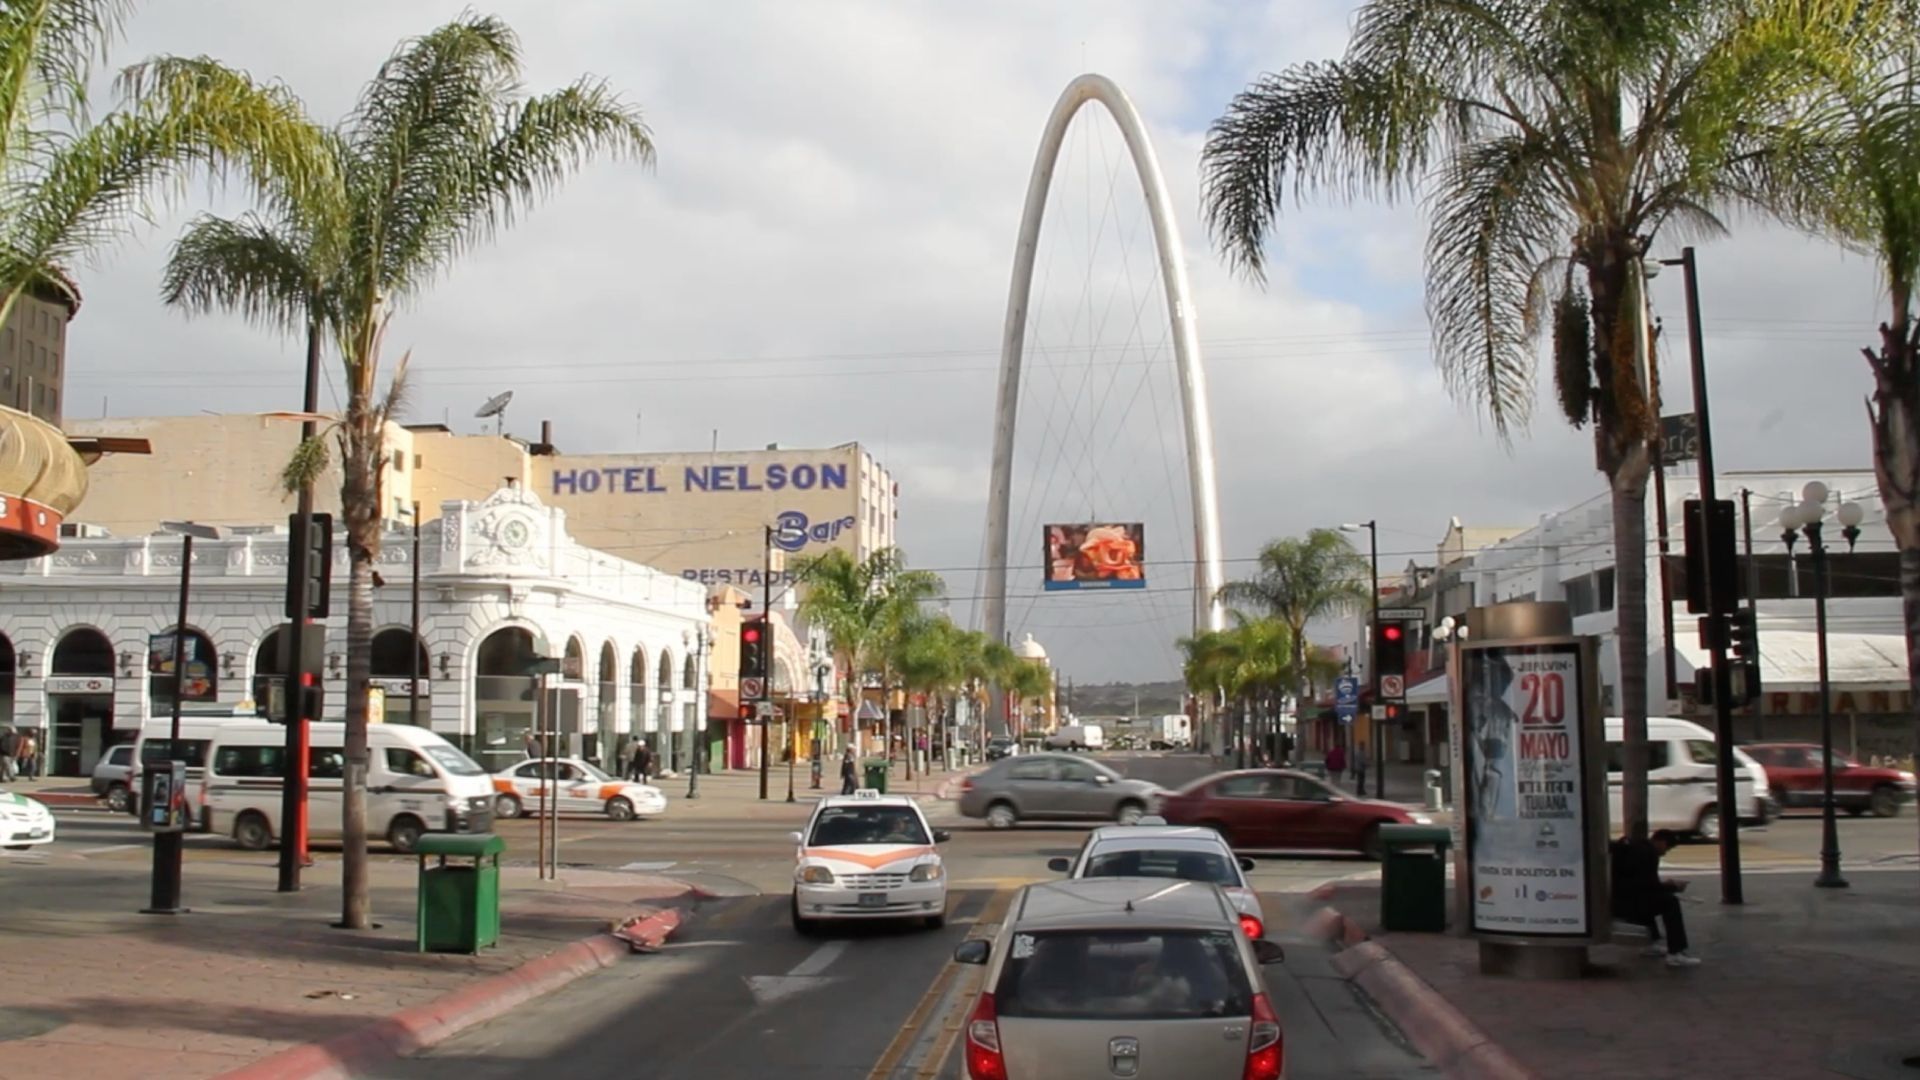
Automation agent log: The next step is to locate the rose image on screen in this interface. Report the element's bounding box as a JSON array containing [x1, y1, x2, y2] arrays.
[[1041, 523, 1146, 590]]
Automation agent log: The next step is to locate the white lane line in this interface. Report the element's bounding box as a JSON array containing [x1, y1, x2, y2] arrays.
[[620, 860, 677, 871], [788, 939, 849, 977], [76, 843, 143, 857]]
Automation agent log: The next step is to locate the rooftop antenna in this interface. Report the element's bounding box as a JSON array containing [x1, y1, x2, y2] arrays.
[[475, 390, 513, 437]]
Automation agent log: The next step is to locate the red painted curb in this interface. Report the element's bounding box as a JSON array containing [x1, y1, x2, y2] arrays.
[[214, 917, 673, 1080], [1302, 905, 1367, 947], [31, 792, 100, 808], [1332, 941, 1535, 1080], [612, 907, 682, 950]]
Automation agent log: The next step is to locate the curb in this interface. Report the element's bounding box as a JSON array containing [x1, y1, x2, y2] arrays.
[[1306, 897, 1534, 1080], [29, 792, 100, 808], [215, 910, 682, 1080]]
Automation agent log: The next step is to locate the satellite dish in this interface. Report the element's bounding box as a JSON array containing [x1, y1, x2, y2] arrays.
[[475, 391, 512, 436]]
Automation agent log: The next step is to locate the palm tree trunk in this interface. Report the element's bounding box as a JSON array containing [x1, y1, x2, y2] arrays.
[[1866, 308, 1920, 855], [338, 410, 381, 930], [1611, 470, 1652, 843]]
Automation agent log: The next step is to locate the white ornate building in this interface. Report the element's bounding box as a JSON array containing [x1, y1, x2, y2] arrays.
[[0, 483, 713, 776]]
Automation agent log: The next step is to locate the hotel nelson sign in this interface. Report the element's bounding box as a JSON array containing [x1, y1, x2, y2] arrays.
[[548, 460, 859, 587]]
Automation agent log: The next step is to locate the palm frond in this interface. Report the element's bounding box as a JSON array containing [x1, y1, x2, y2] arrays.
[[0, 0, 132, 140], [161, 212, 317, 331], [282, 431, 332, 495]]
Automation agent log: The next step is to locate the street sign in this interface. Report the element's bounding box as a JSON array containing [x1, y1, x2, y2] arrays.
[[1381, 674, 1405, 700], [1334, 675, 1360, 724], [1371, 704, 1387, 721], [1377, 607, 1426, 622], [741, 676, 765, 699], [756, 701, 775, 719], [1661, 413, 1700, 463]]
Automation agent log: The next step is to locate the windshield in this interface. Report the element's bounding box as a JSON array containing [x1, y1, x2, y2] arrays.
[[808, 806, 930, 846], [575, 761, 614, 782], [995, 930, 1252, 1020], [1084, 847, 1240, 886], [423, 745, 486, 777]]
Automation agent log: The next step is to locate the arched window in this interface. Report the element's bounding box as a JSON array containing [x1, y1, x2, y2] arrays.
[[473, 628, 538, 771], [629, 646, 650, 734], [51, 627, 113, 676], [370, 628, 428, 679]]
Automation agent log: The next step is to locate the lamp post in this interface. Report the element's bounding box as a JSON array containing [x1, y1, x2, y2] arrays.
[[405, 503, 422, 726], [813, 661, 829, 788], [145, 521, 219, 916], [1434, 614, 1470, 811], [1778, 482, 1860, 890], [1341, 521, 1381, 797], [686, 627, 707, 800]]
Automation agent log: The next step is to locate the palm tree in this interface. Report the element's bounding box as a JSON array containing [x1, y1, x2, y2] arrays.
[[1743, 38, 1920, 727], [1005, 658, 1055, 737], [1217, 531, 1368, 722], [1201, 0, 1892, 839], [0, 2, 327, 332], [892, 614, 970, 767], [1178, 627, 1238, 756], [160, 13, 652, 928], [795, 547, 943, 763]]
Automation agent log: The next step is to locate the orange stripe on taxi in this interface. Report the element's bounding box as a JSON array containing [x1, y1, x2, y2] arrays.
[[803, 845, 935, 869]]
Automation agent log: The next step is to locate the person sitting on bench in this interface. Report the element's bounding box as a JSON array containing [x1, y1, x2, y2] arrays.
[[1611, 829, 1699, 967]]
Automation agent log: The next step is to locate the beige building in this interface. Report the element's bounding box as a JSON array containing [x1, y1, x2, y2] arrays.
[[64, 415, 899, 596], [2, 279, 80, 426]]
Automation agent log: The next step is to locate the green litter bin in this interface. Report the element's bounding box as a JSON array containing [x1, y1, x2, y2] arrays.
[[1378, 824, 1451, 932], [415, 833, 506, 953], [862, 760, 889, 793]]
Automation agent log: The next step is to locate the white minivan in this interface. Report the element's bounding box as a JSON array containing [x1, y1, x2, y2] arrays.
[[1045, 723, 1105, 751], [204, 721, 495, 852], [1604, 716, 1773, 840], [128, 707, 260, 829]]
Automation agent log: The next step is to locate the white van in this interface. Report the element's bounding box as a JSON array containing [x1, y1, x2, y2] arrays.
[[128, 707, 260, 829], [1045, 723, 1105, 752], [1604, 716, 1773, 840], [204, 722, 495, 853]]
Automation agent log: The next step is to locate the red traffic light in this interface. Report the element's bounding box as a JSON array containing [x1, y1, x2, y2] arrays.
[[742, 626, 762, 644], [1381, 624, 1403, 642]]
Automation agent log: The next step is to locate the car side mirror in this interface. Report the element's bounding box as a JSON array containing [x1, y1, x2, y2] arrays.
[[954, 939, 991, 965], [933, 829, 951, 844], [1238, 856, 1255, 872], [788, 831, 804, 845], [1093, 773, 1112, 785], [1252, 939, 1285, 965], [1047, 857, 1072, 873]]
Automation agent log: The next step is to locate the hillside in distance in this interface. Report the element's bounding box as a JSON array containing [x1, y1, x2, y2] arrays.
[[1064, 680, 1187, 718]]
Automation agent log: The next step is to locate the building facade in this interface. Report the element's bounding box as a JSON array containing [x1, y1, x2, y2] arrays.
[[2, 281, 78, 426], [0, 483, 715, 777], [64, 417, 899, 599]]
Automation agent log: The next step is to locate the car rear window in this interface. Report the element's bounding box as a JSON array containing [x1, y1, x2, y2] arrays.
[[808, 806, 929, 846], [995, 929, 1252, 1020], [1084, 848, 1239, 885]]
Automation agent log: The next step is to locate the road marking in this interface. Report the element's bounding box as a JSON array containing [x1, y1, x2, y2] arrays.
[[741, 937, 850, 1006], [620, 860, 677, 871], [866, 887, 1014, 1080], [75, 843, 142, 857], [789, 939, 848, 977]]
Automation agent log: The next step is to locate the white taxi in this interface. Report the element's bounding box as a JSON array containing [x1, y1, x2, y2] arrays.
[[0, 790, 56, 850], [490, 757, 668, 821], [790, 789, 950, 933]]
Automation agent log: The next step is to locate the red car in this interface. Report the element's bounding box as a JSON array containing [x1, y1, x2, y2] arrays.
[[1156, 769, 1427, 859], [1742, 743, 1916, 818]]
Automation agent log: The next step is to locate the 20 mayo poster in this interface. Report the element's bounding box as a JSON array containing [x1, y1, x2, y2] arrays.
[[1463, 643, 1589, 935]]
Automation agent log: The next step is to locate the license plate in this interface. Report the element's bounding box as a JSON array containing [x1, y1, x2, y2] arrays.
[[26, 830, 47, 839], [858, 893, 887, 908]]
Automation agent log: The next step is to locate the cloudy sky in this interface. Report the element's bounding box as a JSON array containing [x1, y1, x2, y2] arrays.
[[69, 1, 1890, 685]]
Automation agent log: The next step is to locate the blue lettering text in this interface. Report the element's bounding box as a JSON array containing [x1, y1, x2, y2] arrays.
[[552, 469, 578, 495], [792, 464, 817, 490], [820, 463, 847, 489], [738, 465, 761, 492], [578, 469, 601, 493], [766, 464, 788, 490], [711, 467, 735, 492], [685, 467, 709, 491], [623, 468, 644, 493], [648, 467, 666, 492]]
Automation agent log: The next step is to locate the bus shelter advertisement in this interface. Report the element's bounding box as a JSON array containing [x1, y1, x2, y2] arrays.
[[1463, 642, 1590, 935]]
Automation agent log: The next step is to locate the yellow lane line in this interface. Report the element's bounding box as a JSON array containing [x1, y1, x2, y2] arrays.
[[866, 887, 1015, 1080]]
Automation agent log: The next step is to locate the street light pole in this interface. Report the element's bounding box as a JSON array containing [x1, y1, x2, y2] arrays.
[[1342, 521, 1380, 797], [146, 523, 215, 915], [760, 525, 773, 801], [1781, 485, 1859, 889], [277, 327, 322, 893], [409, 502, 421, 726], [687, 627, 706, 800]]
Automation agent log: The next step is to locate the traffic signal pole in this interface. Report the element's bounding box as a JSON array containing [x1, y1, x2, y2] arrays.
[[759, 525, 772, 801], [277, 326, 322, 893]]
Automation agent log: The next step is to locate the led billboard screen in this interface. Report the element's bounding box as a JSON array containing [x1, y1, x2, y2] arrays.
[[1043, 522, 1146, 591]]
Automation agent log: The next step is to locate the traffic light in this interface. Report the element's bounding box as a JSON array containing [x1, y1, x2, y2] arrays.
[[1374, 621, 1407, 679], [1682, 499, 1737, 615], [739, 617, 768, 681], [285, 512, 333, 619], [1727, 608, 1761, 706]]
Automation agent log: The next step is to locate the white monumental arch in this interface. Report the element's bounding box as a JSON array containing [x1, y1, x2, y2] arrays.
[[981, 74, 1228, 706]]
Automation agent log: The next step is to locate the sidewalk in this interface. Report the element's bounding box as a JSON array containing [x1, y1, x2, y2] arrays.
[[1320, 867, 1920, 1078], [0, 853, 694, 1078]]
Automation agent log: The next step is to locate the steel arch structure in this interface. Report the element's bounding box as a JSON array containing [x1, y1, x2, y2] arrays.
[[981, 73, 1227, 704]]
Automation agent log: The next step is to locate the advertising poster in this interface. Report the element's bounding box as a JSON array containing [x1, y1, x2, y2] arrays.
[[1462, 642, 1589, 935], [1042, 523, 1146, 591]]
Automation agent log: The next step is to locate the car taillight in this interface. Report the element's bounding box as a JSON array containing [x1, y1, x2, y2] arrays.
[[1244, 991, 1283, 1080], [1239, 913, 1263, 940], [965, 991, 1007, 1080], [960, 777, 975, 793]]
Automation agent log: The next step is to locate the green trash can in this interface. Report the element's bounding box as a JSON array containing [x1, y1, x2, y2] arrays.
[[1378, 824, 1451, 932], [862, 760, 889, 794], [415, 833, 506, 953]]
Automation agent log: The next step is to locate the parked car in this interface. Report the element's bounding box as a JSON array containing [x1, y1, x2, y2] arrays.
[[1156, 768, 1428, 859], [952, 877, 1285, 1080], [91, 743, 134, 812], [1048, 822, 1266, 938], [1742, 742, 1915, 817], [0, 790, 56, 850], [956, 753, 1162, 828], [490, 757, 668, 821], [1604, 717, 1772, 838]]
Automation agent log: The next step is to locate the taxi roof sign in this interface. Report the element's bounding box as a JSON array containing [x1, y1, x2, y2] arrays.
[[851, 788, 882, 799]]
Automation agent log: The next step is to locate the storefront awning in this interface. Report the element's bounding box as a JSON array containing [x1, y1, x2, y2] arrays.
[[1406, 672, 1450, 705], [1668, 631, 1908, 693]]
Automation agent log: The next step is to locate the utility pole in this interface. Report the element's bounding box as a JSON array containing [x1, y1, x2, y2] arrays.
[[1661, 246, 1743, 904], [409, 502, 422, 726], [277, 329, 322, 893], [1740, 488, 1760, 739], [760, 525, 773, 801]]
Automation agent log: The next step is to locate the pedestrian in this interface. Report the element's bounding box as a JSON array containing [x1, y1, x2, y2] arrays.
[[636, 742, 655, 783], [1353, 751, 1369, 797], [523, 732, 541, 761], [1611, 829, 1700, 967], [840, 748, 858, 795], [1325, 742, 1346, 781], [0, 726, 17, 783], [17, 731, 36, 780]]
